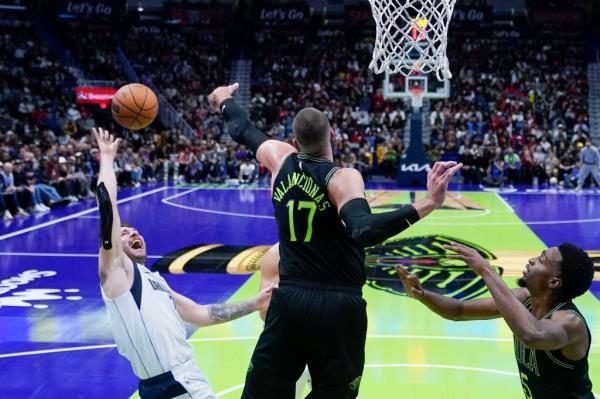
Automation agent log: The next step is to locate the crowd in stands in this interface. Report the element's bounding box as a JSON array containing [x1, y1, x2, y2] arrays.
[[249, 30, 406, 181], [0, 11, 598, 222], [429, 38, 592, 189], [248, 30, 597, 190]]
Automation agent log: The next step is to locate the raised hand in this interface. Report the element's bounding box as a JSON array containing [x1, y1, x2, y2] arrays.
[[93, 127, 122, 159], [208, 83, 239, 112], [426, 161, 462, 208], [444, 242, 491, 276], [395, 266, 424, 298]]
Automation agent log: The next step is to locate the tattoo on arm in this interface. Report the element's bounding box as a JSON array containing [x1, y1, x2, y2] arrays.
[[207, 300, 255, 322]]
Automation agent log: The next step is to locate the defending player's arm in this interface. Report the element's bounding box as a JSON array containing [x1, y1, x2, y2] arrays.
[[258, 243, 280, 321], [445, 243, 586, 350], [396, 266, 530, 321], [329, 162, 462, 248], [171, 284, 274, 327], [94, 127, 133, 296], [208, 83, 296, 176]]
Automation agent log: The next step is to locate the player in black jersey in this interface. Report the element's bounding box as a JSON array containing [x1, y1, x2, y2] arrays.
[[398, 242, 595, 399], [208, 83, 461, 399]]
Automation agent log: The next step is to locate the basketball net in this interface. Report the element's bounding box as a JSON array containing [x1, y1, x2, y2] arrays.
[[409, 86, 424, 109], [368, 0, 457, 81]]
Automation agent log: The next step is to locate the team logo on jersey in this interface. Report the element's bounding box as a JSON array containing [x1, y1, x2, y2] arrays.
[[349, 375, 362, 391], [0, 269, 82, 309], [364, 235, 501, 299], [514, 337, 540, 376]]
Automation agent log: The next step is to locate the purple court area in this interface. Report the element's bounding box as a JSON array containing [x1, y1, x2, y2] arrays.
[[0, 185, 261, 398], [500, 192, 600, 250], [0, 184, 597, 398]]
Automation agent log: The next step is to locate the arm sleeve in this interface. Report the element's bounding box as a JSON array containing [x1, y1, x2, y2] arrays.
[[221, 98, 270, 153], [339, 198, 420, 248], [97, 182, 113, 250]]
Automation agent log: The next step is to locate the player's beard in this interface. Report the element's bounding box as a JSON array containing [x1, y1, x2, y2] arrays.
[[517, 277, 527, 288]]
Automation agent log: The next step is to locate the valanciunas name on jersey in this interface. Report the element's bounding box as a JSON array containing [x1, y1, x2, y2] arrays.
[[273, 172, 331, 211]]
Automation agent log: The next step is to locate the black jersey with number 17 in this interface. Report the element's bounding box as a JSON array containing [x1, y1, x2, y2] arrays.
[[271, 153, 365, 287]]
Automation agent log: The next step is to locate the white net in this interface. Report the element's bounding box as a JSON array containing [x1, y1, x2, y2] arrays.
[[409, 87, 424, 109], [368, 0, 457, 81]]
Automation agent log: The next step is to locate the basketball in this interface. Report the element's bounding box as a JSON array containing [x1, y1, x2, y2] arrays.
[[111, 83, 159, 130]]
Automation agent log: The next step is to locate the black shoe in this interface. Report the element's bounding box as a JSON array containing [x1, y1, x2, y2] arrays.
[[48, 198, 71, 209]]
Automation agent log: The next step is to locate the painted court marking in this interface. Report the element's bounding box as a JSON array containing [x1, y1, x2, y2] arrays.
[[162, 189, 497, 220], [0, 186, 169, 241], [495, 192, 514, 213], [214, 364, 600, 398], [162, 199, 600, 226], [162, 201, 275, 220], [421, 218, 600, 226], [1, 335, 598, 359], [160, 188, 599, 225], [0, 252, 162, 259], [161, 186, 274, 219]]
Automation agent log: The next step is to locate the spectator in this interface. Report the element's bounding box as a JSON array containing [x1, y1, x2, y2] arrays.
[[483, 156, 505, 188], [0, 162, 29, 217], [503, 147, 520, 185], [239, 158, 256, 184], [576, 140, 600, 191]]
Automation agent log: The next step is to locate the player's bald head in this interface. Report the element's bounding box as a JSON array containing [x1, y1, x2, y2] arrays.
[[292, 108, 331, 154]]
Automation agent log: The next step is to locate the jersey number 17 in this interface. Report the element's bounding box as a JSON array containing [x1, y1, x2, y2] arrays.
[[287, 200, 317, 242]]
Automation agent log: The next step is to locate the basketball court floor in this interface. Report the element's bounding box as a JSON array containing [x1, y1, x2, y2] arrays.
[[0, 183, 598, 398]]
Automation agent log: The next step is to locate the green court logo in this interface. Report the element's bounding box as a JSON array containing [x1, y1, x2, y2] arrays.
[[364, 235, 502, 300], [152, 235, 504, 301], [349, 375, 362, 391]]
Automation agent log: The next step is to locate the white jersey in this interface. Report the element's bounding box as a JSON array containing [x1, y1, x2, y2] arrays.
[[102, 263, 216, 398], [102, 263, 192, 378]]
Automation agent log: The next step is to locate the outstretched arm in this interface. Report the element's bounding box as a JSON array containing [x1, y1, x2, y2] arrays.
[[208, 83, 296, 176], [396, 266, 529, 321], [172, 284, 274, 327], [94, 128, 133, 297], [328, 162, 462, 247], [445, 243, 586, 350]]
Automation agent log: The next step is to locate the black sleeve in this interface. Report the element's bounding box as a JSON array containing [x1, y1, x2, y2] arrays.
[[339, 198, 420, 248], [221, 98, 270, 153], [97, 182, 113, 250]]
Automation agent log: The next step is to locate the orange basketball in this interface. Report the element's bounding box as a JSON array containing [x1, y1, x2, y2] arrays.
[[111, 83, 159, 130]]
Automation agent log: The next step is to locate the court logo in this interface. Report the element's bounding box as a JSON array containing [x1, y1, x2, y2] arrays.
[[152, 236, 500, 299], [349, 375, 362, 391], [0, 269, 82, 309], [364, 235, 502, 300], [0, 269, 56, 294]]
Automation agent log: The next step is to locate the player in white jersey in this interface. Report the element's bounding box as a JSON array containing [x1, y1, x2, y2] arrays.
[[93, 127, 273, 399]]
